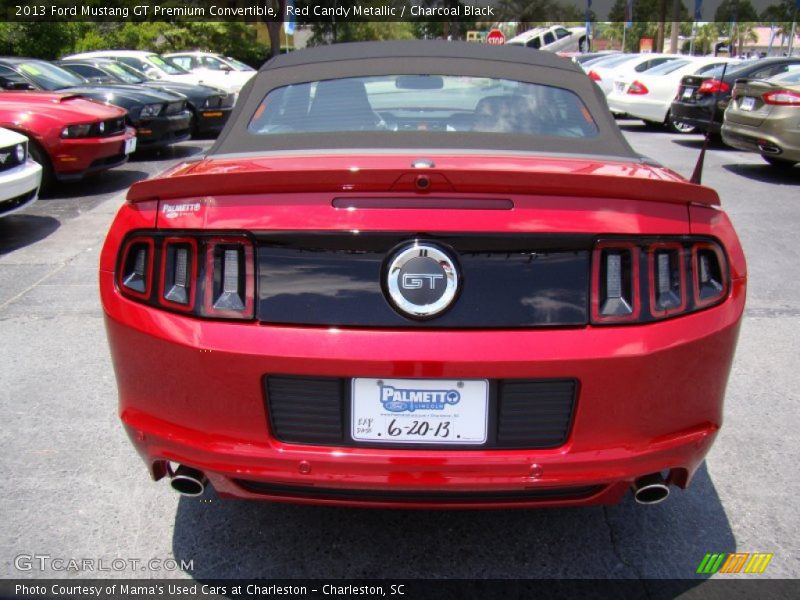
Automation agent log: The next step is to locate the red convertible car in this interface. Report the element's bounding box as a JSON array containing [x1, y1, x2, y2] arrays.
[[101, 42, 746, 508], [0, 91, 136, 187]]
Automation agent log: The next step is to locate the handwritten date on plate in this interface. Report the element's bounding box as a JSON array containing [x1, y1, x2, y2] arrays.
[[387, 419, 451, 438]]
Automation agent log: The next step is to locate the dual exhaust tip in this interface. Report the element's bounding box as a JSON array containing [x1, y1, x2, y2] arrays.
[[167, 464, 671, 505]]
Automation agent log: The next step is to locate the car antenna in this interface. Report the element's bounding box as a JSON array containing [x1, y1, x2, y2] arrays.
[[690, 61, 729, 184]]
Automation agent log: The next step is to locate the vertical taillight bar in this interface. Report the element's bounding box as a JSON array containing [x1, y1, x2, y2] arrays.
[[591, 241, 640, 323], [201, 237, 255, 319], [117, 237, 154, 300], [693, 242, 728, 308], [648, 242, 687, 317], [159, 237, 198, 311]]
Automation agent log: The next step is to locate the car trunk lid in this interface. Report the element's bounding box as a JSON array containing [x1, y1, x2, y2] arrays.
[[677, 75, 707, 103], [726, 79, 779, 127]]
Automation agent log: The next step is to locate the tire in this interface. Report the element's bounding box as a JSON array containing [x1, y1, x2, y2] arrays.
[[666, 112, 697, 134], [189, 107, 200, 138], [763, 155, 797, 169], [668, 120, 697, 134], [27, 139, 54, 194]]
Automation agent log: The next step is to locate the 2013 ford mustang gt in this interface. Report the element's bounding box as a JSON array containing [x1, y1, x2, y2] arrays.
[[100, 42, 746, 508]]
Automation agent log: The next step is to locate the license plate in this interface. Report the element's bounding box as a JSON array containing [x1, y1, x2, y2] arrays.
[[682, 87, 695, 99], [741, 96, 755, 111], [351, 378, 488, 444], [615, 82, 625, 92], [124, 137, 137, 155]]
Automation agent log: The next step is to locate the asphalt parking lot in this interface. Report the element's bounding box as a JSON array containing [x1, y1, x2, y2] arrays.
[[1, 125, 798, 583]]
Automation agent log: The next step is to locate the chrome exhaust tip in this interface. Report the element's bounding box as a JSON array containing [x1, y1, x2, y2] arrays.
[[632, 473, 670, 505], [170, 465, 207, 497], [758, 143, 782, 155]]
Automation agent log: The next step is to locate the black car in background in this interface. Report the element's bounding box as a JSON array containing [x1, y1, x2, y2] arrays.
[[57, 58, 234, 137], [0, 58, 192, 149], [670, 57, 800, 134]]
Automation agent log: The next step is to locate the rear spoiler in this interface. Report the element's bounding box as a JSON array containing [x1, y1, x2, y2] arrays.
[[127, 166, 720, 207]]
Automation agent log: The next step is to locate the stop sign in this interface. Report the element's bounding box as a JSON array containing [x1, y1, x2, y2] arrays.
[[486, 29, 505, 45]]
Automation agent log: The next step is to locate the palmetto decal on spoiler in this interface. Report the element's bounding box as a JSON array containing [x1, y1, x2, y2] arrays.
[[162, 202, 201, 219], [379, 385, 461, 413]]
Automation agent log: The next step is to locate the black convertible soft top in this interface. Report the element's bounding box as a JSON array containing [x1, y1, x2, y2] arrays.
[[209, 40, 638, 160]]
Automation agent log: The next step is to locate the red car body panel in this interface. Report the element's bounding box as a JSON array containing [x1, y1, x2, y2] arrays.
[[0, 91, 134, 180], [100, 154, 746, 508]]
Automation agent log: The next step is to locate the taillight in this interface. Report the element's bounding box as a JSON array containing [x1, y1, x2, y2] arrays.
[[159, 237, 197, 311], [592, 242, 640, 323], [698, 79, 730, 94], [648, 242, 687, 316], [588, 70, 601, 82], [592, 238, 729, 325], [201, 237, 255, 319], [627, 80, 649, 95], [118, 237, 154, 300], [116, 232, 255, 320], [762, 90, 800, 106], [693, 242, 728, 308]]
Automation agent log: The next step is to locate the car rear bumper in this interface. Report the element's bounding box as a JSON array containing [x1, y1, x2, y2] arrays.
[[670, 100, 723, 133], [102, 270, 745, 508], [608, 93, 668, 123], [0, 159, 41, 216], [722, 119, 800, 163]]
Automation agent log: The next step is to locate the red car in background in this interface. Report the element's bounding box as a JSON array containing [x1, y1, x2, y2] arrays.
[[0, 91, 136, 188], [101, 42, 746, 509]]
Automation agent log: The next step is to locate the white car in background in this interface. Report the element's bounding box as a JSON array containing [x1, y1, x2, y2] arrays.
[[607, 56, 741, 132], [0, 127, 42, 217], [506, 25, 589, 53], [63, 50, 240, 94], [163, 52, 255, 93], [587, 53, 683, 96]]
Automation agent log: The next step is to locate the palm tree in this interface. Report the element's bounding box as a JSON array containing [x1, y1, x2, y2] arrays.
[[694, 23, 720, 56], [731, 22, 759, 57]]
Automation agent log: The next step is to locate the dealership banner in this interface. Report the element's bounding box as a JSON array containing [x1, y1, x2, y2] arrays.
[[0, 0, 795, 23], [1, 579, 799, 600]]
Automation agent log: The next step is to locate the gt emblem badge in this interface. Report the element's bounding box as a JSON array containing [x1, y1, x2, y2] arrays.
[[386, 242, 459, 319]]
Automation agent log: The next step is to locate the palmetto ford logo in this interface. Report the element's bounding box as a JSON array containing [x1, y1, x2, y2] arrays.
[[162, 202, 201, 219], [379, 384, 461, 413]]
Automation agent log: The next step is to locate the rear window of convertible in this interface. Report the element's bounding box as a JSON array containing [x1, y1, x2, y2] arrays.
[[247, 75, 599, 138]]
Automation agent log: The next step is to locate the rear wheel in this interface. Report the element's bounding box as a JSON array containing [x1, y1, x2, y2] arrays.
[[666, 113, 697, 134], [763, 155, 797, 169]]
